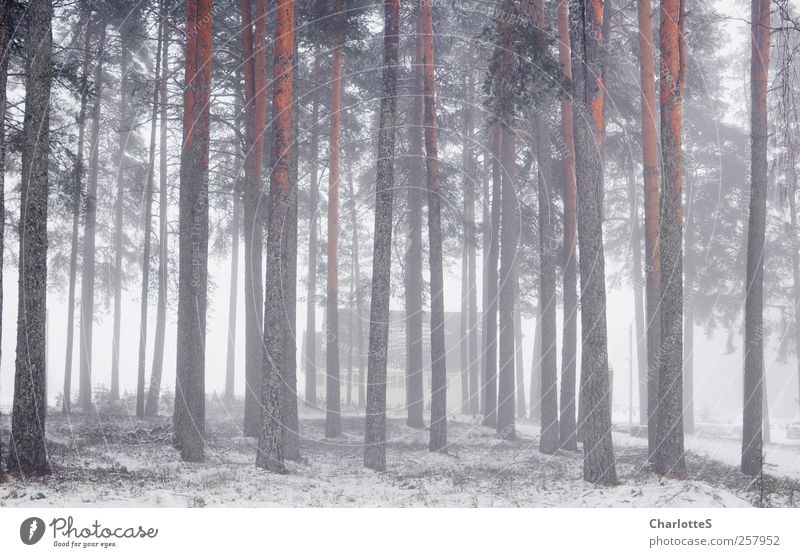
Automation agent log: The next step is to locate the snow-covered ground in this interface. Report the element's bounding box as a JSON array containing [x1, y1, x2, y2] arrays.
[[1, 401, 797, 507]]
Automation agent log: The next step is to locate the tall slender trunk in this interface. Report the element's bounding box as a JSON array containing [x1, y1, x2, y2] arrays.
[[529, 313, 541, 423], [305, 54, 321, 407], [136, 3, 164, 417], [636, 0, 661, 461], [655, 0, 687, 478], [0, 0, 8, 471], [363, 0, 400, 471], [625, 147, 647, 426], [256, 0, 295, 473], [404, 12, 425, 428], [420, 0, 447, 452], [325, 5, 344, 438], [497, 125, 518, 440], [79, 22, 106, 414], [226, 171, 241, 401], [64, 4, 93, 415], [483, 122, 501, 428], [742, 0, 770, 477], [514, 295, 525, 419], [353, 177, 365, 410], [531, 0, 558, 454], [466, 76, 479, 416], [570, 0, 616, 485], [461, 72, 477, 416], [146, 16, 170, 416], [683, 170, 696, 435], [174, 0, 213, 463], [556, 0, 578, 450], [10, 0, 52, 477], [480, 151, 490, 417], [111, 23, 133, 403], [242, 0, 268, 437], [281, 35, 300, 460], [460, 226, 469, 414]]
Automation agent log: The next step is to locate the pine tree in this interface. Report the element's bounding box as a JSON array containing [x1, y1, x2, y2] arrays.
[[636, 0, 661, 462], [173, 0, 213, 463], [363, 0, 400, 471], [556, 0, 578, 450], [10, 0, 53, 477], [655, 0, 687, 479], [420, 0, 448, 452], [741, 0, 770, 478], [256, 0, 295, 474], [569, 0, 616, 485]]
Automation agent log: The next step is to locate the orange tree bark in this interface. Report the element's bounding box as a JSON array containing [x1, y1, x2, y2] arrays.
[[363, 0, 400, 471], [256, 0, 295, 473], [404, 11, 425, 428], [655, 0, 687, 478], [241, 0, 269, 437], [569, 0, 616, 485], [636, 0, 661, 461], [741, 0, 770, 477], [556, 0, 578, 450], [420, 0, 448, 452], [325, 0, 344, 438], [174, 0, 213, 463]]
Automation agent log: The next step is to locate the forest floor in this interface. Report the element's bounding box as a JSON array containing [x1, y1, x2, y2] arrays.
[[1, 398, 799, 507]]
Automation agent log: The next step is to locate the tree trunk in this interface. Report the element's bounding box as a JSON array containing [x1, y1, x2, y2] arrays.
[[625, 148, 647, 426], [325, 4, 344, 438], [460, 225, 469, 414], [353, 177, 366, 411], [241, 0, 268, 437], [531, 0, 559, 453], [146, 16, 170, 416], [79, 22, 106, 414], [683, 171, 697, 435], [256, 0, 295, 473], [111, 22, 133, 403], [0, 0, 8, 472], [569, 0, 616, 485], [556, 0, 578, 450], [174, 0, 213, 463], [136, 4, 164, 417], [404, 12, 425, 428], [466, 75, 479, 416], [636, 0, 662, 461], [497, 126, 518, 441], [226, 173, 241, 401], [655, 0, 687, 478], [363, 0, 400, 471], [514, 281, 525, 419], [742, 0, 770, 477], [63, 4, 93, 415], [483, 122, 501, 428], [10, 0, 52, 477], [281, 39, 300, 460], [420, 0, 447, 452], [305, 54, 321, 407]]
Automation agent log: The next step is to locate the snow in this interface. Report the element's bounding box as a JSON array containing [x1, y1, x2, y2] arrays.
[[1, 401, 796, 507]]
